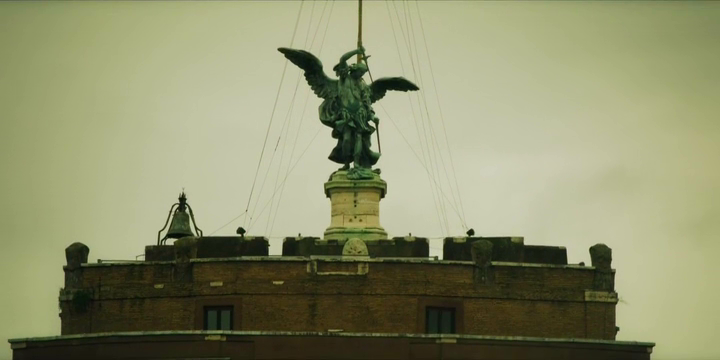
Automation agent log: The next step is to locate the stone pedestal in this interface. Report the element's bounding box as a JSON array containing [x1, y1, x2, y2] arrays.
[[323, 170, 388, 241]]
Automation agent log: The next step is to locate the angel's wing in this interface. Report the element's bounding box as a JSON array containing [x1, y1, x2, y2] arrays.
[[278, 48, 337, 99], [369, 77, 420, 103]]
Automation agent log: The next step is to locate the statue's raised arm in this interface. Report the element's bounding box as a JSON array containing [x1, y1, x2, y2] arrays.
[[278, 48, 337, 99]]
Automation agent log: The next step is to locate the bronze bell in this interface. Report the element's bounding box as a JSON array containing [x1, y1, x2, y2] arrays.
[[166, 210, 194, 240], [157, 192, 203, 245]]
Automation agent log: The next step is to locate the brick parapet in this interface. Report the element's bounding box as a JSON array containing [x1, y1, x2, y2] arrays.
[[59, 257, 618, 340]]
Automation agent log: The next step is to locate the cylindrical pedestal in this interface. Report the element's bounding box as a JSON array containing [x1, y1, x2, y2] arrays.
[[323, 170, 388, 241]]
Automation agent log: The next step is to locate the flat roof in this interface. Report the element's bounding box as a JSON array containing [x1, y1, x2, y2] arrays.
[[76, 256, 609, 272], [8, 330, 653, 348]]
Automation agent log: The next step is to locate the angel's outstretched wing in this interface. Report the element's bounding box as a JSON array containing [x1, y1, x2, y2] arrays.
[[369, 77, 420, 103], [278, 48, 337, 99]]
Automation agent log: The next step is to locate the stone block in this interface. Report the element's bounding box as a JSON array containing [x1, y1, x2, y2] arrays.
[[471, 240, 493, 285], [144, 245, 175, 262], [590, 244, 614, 291], [172, 237, 197, 283], [242, 236, 270, 256], [523, 245, 568, 265], [488, 237, 525, 262], [174, 237, 198, 262], [589, 243, 612, 270], [64, 242, 88, 289], [196, 237, 242, 258], [471, 240, 493, 267], [312, 240, 344, 256], [443, 237, 524, 262], [386, 237, 430, 257], [159, 236, 270, 259], [282, 237, 315, 256], [65, 242, 89, 269]]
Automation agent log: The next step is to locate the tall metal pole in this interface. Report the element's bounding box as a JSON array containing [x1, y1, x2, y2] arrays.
[[356, 0, 380, 153], [357, 0, 362, 63]]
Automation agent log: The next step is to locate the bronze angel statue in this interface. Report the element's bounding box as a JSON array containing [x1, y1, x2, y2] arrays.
[[278, 46, 419, 179]]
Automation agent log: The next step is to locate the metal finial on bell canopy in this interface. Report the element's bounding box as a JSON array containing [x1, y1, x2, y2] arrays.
[[157, 191, 204, 245]]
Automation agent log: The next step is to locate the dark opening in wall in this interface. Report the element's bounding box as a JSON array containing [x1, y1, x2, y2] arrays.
[[204, 306, 233, 330], [426, 307, 456, 334]]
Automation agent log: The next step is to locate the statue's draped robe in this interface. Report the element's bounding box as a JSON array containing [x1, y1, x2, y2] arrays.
[[320, 67, 380, 168]]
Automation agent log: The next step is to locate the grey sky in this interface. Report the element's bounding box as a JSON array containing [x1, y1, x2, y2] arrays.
[[1, 1, 719, 359]]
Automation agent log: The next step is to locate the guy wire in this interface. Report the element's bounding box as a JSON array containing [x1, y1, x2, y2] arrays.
[[400, 0, 451, 235], [406, 0, 456, 232], [265, 0, 319, 236], [415, 0, 468, 228], [242, 0, 305, 228], [269, 0, 335, 236], [389, 0, 447, 236]]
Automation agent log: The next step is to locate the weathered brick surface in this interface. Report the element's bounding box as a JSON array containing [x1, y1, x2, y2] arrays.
[[93, 297, 195, 332], [465, 299, 587, 338], [193, 261, 309, 283], [11, 333, 654, 360], [61, 259, 618, 340], [493, 265, 595, 289], [240, 294, 417, 333], [585, 302, 617, 339]]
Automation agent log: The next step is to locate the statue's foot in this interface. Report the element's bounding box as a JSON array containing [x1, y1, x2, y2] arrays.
[[347, 166, 376, 180], [339, 164, 350, 171], [373, 168, 381, 175]]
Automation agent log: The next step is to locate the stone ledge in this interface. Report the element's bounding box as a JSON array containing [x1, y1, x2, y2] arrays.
[[310, 261, 370, 276], [7, 330, 655, 348], [283, 236, 429, 257], [65, 284, 602, 303], [76, 257, 612, 271], [76, 261, 175, 268], [324, 170, 387, 198], [585, 290, 619, 303], [491, 261, 606, 271]]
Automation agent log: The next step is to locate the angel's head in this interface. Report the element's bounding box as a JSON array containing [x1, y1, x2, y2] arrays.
[[349, 62, 368, 79]]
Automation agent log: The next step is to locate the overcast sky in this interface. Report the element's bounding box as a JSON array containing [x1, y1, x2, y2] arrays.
[[1, 1, 719, 359]]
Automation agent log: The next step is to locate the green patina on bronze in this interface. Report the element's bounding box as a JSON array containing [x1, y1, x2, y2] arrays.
[[279, 46, 419, 179]]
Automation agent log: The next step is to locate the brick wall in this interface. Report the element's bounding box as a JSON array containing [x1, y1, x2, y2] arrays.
[[60, 259, 617, 340], [10, 333, 654, 360]]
